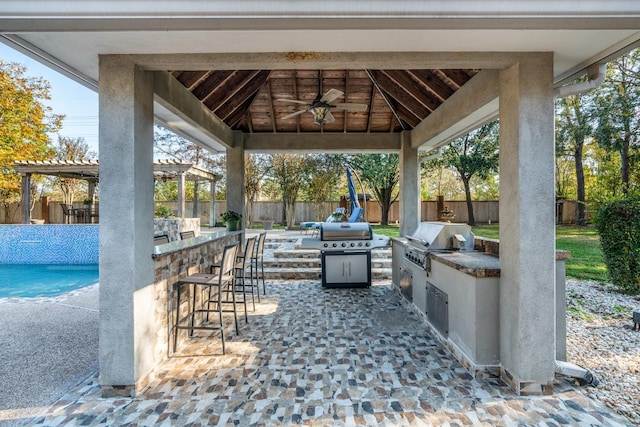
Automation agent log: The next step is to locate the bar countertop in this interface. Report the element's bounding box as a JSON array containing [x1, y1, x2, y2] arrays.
[[152, 230, 243, 258]]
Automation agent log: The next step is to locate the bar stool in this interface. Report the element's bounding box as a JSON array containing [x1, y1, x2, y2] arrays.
[[252, 232, 267, 297], [235, 236, 257, 316], [173, 241, 239, 354]]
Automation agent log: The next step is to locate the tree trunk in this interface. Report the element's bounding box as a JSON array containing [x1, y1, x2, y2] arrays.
[[462, 177, 475, 226], [574, 141, 586, 226], [380, 202, 390, 226], [621, 136, 630, 194]]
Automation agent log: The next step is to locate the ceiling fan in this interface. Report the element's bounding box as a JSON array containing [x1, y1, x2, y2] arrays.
[[277, 74, 368, 125]]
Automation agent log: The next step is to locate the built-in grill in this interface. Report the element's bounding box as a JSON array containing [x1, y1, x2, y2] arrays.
[[403, 221, 475, 270], [398, 221, 476, 338], [300, 222, 389, 287]]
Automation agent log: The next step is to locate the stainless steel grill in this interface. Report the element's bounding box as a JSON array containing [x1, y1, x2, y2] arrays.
[[301, 222, 389, 251], [300, 222, 389, 287], [404, 222, 475, 270]]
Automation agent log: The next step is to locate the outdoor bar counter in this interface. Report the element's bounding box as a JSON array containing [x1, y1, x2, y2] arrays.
[[151, 230, 243, 360]]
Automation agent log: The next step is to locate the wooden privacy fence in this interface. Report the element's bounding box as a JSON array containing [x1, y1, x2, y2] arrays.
[[1, 199, 589, 225]]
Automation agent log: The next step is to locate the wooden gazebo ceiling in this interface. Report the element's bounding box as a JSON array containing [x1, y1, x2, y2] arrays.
[[171, 69, 478, 134]]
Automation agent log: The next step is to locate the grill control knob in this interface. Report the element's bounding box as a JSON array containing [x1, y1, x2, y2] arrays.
[[341, 242, 346, 247], [366, 242, 371, 247], [332, 243, 337, 247], [323, 243, 328, 248], [350, 242, 355, 247]]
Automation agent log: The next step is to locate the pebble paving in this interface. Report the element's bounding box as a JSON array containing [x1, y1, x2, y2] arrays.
[[24, 277, 634, 426]]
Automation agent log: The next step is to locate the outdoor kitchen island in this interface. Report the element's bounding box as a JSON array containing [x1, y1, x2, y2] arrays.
[[392, 222, 569, 381]]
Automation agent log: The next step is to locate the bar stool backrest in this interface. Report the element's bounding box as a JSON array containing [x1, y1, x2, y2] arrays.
[[242, 237, 257, 269], [180, 230, 195, 240], [154, 234, 170, 245], [219, 242, 240, 283], [255, 232, 266, 259]]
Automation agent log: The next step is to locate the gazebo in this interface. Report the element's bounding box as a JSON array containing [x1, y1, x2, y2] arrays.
[[13, 159, 222, 224], [2, 1, 638, 398]]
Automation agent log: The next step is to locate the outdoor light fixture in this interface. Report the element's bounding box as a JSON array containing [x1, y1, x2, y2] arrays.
[[162, 173, 168, 183], [310, 103, 330, 125]]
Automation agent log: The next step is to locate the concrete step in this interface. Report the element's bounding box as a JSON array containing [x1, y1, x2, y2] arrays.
[[260, 236, 392, 281], [273, 248, 391, 259], [264, 258, 321, 269], [264, 258, 390, 269], [263, 267, 392, 281]]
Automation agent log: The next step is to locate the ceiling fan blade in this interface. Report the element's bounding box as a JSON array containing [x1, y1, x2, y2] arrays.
[[276, 99, 309, 105], [333, 103, 368, 112], [319, 88, 344, 103], [324, 111, 336, 124], [281, 109, 307, 120]]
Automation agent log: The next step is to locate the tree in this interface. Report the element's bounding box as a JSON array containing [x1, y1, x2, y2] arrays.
[[349, 153, 399, 226], [302, 154, 344, 221], [431, 121, 499, 225], [594, 49, 640, 196], [0, 61, 62, 222], [264, 154, 307, 228], [556, 93, 595, 225], [244, 154, 268, 227]]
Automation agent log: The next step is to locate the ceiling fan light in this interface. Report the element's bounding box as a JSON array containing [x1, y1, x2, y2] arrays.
[[311, 105, 330, 125]]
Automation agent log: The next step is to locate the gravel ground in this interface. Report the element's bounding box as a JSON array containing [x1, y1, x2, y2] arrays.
[[566, 279, 640, 425]]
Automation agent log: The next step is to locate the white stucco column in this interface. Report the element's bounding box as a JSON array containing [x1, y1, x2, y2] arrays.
[[400, 130, 420, 236], [498, 53, 556, 395], [226, 131, 245, 226], [98, 55, 156, 397], [177, 171, 186, 217]]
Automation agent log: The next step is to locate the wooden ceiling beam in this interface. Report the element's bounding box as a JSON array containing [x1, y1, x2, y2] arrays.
[[408, 70, 454, 102], [226, 93, 260, 129], [266, 80, 277, 133], [365, 83, 376, 132], [172, 70, 210, 90], [191, 70, 234, 100], [393, 102, 421, 128], [440, 69, 474, 88], [205, 70, 260, 111], [381, 69, 441, 112], [366, 69, 407, 131], [372, 70, 430, 119], [214, 70, 269, 120]]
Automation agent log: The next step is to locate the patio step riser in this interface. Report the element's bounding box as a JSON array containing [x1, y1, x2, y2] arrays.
[[260, 236, 392, 280], [263, 268, 392, 280], [264, 259, 391, 269], [274, 249, 391, 259]]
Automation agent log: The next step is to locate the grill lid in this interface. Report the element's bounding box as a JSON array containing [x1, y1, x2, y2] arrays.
[[407, 221, 475, 251], [320, 222, 372, 241]]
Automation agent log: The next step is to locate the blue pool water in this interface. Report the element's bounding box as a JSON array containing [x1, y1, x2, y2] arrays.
[[0, 264, 99, 298]]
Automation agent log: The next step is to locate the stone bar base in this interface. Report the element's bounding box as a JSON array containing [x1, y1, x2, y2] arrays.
[[100, 230, 242, 397]]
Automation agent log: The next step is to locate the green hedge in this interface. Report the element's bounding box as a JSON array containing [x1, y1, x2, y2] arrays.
[[594, 198, 640, 295]]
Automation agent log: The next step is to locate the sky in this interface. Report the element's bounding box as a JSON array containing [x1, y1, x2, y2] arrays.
[[0, 43, 100, 154]]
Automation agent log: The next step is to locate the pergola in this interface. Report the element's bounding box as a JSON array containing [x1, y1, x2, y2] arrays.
[[1, 0, 638, 398], [13, 159, 222, 224]]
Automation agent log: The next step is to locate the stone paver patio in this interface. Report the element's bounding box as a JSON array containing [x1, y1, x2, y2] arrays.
[[25, 278, 632, 426]]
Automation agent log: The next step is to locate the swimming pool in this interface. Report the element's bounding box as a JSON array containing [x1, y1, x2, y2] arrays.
[[0, 264, 99, 298]]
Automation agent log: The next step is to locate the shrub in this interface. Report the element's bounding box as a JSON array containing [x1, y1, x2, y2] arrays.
[[154, 205, 173, 219], [594, 198, 640, 295], [220, 211, 242, 223]]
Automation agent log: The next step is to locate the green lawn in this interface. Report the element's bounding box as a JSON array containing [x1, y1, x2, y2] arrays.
[[372, 224, 608, 282], [472, 224, 607, 282]]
